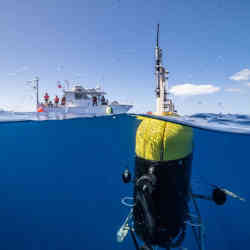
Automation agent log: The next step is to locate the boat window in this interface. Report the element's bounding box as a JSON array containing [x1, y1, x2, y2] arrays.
[[75, 92, 90, 100], [82, 94, 89, 100], [75, 92, 83, 99]]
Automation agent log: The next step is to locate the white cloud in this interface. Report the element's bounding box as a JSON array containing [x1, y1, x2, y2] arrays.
[[56, 65, 64, 72], [229, 69, 250, 81], [7, 72, 17, 76], [216, 56, 224, 62], [225, 88, 242, 92], [8, 66, 29, 76], [17, 66, 29, 73], [169, 83, 220, 96]]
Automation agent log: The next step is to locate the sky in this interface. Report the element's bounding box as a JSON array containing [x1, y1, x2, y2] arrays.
[[0, 0, 250, 114]]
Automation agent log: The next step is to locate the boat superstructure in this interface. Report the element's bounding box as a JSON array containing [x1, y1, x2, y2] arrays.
[[35, 80, 132, 115]]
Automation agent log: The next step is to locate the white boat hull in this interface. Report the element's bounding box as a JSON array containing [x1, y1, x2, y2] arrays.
[[41, 104, 132, 115]]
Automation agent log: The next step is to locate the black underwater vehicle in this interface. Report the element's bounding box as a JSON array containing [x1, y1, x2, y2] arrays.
[[117, 25, 245, 250]]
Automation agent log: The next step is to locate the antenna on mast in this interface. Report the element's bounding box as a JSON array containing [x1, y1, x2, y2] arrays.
[[154, 25, 176, 115], [156, 24, 159, 48], [35, 76, 39, 108], [155, 24, 161, 98]]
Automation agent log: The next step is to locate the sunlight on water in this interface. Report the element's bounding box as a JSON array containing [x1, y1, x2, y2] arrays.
[[1, 111, 250, 135], [136, 113, 250, 134]]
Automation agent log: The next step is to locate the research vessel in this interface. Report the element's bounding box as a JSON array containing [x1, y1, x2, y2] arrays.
[[34, 78, 133, 115]]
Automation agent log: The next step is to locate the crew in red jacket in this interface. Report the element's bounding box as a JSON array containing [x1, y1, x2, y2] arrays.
[[54, 96, 59, 107], [44, 92, 49, 103], [61, 96, 66, 106]]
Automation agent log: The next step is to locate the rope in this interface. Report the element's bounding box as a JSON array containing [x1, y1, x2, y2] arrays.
[[121, 197, 135, 207]]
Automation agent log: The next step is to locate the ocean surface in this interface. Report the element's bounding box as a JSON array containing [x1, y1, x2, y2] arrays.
[[0, 112, 249, 250]]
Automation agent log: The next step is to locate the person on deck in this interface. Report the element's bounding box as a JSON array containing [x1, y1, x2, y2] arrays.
[[48, 101, 53, 108], [101, 96, 105, 105], [54, 96, 59, 107], [61, 96, 66, 106], [44, 92, 49, 104], [92, 96, 97, 106]]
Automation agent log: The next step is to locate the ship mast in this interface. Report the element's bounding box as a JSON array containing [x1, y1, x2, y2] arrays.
[[155, 24, 174, 114], [35, 76, 39, 109]]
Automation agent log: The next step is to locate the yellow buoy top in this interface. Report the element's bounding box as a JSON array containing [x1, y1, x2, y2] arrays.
[[135, 116, 193, 161]]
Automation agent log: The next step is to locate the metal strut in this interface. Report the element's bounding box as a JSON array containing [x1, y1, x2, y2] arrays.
[[130, 229, 140, 250], [190, 194, 205, 250]]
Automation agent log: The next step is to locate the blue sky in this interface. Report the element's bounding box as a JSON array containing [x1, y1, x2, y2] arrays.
[[1, 0, 250, 114]]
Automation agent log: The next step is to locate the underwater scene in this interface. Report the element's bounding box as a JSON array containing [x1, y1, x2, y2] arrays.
[[0, 113, 249, 250]]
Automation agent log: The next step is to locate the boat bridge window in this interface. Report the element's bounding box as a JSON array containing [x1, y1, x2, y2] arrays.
[[75, 92, 83, 99], [75, 92, 89, 100]]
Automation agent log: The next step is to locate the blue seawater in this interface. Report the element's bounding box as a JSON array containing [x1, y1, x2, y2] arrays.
[[0, 113, 249, 250]]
